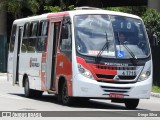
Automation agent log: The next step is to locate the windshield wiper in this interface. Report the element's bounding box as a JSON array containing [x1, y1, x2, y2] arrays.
[[117, 32, 138, 65], [95, 33, 109, 63]]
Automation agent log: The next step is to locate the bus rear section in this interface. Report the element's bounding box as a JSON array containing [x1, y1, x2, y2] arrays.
[[7, 9, 152, 109]]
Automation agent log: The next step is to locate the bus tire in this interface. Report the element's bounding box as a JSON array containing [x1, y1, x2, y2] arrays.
[[124, 99, 139, 109], [34, 90, 43, 98], [61, 81, 73, 106], [24, 77, 34, 98]]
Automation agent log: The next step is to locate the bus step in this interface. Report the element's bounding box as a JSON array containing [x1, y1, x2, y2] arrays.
[[47, 90, 56, 94]]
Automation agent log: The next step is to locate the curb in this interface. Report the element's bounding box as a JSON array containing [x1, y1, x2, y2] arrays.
[[151, 92, 160, 98]]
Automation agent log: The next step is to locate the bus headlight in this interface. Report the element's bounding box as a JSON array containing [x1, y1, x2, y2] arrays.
[[138, 68, 151, 81], [78, 64, 94, 79]]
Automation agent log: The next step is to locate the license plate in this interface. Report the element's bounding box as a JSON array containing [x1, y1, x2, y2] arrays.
[[120, 70, 136, 76], [109, 93, 124, 98]]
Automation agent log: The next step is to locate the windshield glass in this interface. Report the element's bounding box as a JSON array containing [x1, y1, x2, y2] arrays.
[[74, 14, 150, 58]]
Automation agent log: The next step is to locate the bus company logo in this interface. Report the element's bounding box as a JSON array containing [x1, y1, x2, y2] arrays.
[[30, 57, 40, 67], [114, 75, 120, 80]]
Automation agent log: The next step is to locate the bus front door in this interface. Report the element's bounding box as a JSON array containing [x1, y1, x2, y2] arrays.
[[46, 19, 62, 90]]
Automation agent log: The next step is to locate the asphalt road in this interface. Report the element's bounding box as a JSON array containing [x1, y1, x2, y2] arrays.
[[0, 75, 160, 120]]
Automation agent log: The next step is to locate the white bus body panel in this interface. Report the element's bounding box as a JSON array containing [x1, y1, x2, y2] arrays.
[[7, 52, 14, 83], [18, 53, 42, 90]]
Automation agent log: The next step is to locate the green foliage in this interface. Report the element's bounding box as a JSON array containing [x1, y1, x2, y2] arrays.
[[106, 7, 131, 13], [106, 6, 147, 16], [0, 0, 75, 18], [152, 85, 160, 93], [44, 4, 75, 12], [0, 0, 55, 18], [44, 6, 61, 12], [142, 9, 160, 42], [0, 0, 24, 18], [27, 0, 40, 15], [68, 5, 75, 10]]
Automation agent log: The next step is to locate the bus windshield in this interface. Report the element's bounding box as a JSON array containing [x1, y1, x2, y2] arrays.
[[74, 14, 150, 59]]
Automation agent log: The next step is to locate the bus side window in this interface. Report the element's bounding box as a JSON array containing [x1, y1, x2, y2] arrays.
[[23, 23, 30, 37], [60, 23, 72, 51], [30, 22, 38, 37], [10, 24, 17, 52], [21, 23, 30, 53], [36, 20, 48, 52], [27, 21, 39, 52]]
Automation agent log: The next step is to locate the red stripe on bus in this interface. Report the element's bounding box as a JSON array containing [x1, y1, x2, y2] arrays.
[[56, 53, 72, 96], [47, 12, 69, 18], [41, 52, 46, 91]]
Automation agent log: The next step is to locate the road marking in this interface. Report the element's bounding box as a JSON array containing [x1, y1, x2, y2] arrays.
[[0, 94, 24, 100]]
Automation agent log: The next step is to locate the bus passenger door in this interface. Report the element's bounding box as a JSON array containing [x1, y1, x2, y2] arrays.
[[46, 19, 62, 90], [13, 26, 23, 85]]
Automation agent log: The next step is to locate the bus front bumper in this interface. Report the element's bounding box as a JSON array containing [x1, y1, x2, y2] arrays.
[[72, 74, 152, 99]]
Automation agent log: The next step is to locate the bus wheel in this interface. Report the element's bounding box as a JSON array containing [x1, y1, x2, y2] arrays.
[[34, 90, 43, 98], [61, 82, 73, 106], [124, 99, 139, 109], [24, 77, 34, 98]]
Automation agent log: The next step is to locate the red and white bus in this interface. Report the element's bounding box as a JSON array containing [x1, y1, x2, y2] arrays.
[[7, 7, 152, 109]]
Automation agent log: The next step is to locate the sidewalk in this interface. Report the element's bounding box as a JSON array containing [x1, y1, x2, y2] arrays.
[[151, 92, 160, 98]]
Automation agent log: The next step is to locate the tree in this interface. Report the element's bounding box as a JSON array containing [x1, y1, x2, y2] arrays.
[[142, 8, 160, 43], [0, 0, 53, 18], [106, 6, 147, 16], [44, 0, 79, 12]]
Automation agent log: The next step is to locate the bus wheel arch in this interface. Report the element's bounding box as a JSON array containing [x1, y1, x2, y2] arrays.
[[23, 74, 43, 98]]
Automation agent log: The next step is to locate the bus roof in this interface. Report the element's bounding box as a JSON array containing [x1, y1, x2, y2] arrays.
[[13, 9, 141, 24], [68, 9, 141, 19]]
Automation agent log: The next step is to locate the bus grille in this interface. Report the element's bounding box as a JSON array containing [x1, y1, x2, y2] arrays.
[[96, 65, 136, 70], [96, 74, 114, 79], [118, 75, 136, 80], [96, 74, 136, 80], [100, 86, 131, 93]]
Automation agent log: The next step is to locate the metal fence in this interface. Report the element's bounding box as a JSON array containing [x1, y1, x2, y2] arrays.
[[152, 46, 160, 86], [0, 35, 7, 72]]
